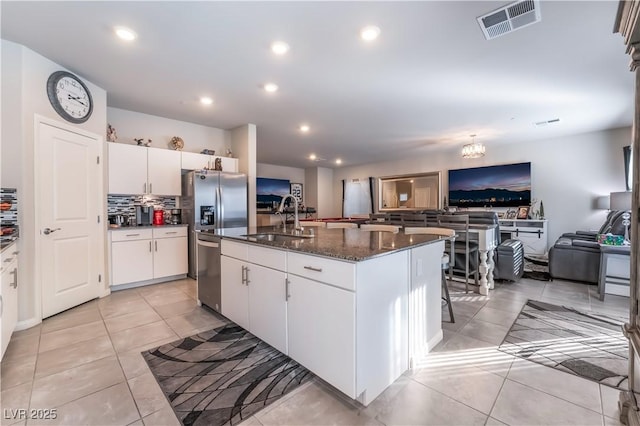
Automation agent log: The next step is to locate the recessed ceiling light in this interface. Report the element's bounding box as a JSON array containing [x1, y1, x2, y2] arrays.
[[360, 25, 380, 41], [309, 154, 317, 160], [114, 26, 137, 41], [300, 124, 310, 133], [200, 97, 213, 105], [271, 41, 290, 55], [264, 83, 278, 93], [335, 159, 342, 165]]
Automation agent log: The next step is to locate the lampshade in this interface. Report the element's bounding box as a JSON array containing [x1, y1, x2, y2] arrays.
[[610, 191, 632, 211]]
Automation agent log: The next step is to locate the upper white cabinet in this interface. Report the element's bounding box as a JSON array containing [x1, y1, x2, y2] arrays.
[[181, 151, 239, 173], [108, 143, 181, 196]]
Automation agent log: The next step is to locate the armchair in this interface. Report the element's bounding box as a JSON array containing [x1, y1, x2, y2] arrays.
[[548, 211, 627, 284]]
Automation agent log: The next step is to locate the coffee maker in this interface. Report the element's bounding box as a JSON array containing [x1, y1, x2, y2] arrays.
[[135, 205, 154, 226], [170, 209, 182, 225]]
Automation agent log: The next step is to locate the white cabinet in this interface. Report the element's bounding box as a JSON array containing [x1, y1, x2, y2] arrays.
[[108, 143, 181, 196], [221, 256, 249, 329], [499, 219, 548, 255], [1, 243, 19, 360], [287, 274, 355, 397], [111, 230, 154, 285], [110, 227, 187, 286], [221, 242, 288, 353], [152, 228, 188, 278], [181, 151, 239, 173]]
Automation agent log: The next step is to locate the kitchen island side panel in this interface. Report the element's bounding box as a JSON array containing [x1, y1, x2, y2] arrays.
[[355, 250, 410, 406]]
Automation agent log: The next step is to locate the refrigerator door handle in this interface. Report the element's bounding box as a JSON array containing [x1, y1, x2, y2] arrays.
[[218, 184, 224, 229]]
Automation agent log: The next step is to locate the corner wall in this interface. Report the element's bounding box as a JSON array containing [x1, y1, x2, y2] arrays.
[[231, 124, 257, 227], [333, 127, 631, 244]]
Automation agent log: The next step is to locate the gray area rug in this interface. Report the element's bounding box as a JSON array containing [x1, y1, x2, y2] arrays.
[[499, 300, 628, 390], [523, 255, 551, 281], [143, 317, 312, 426]]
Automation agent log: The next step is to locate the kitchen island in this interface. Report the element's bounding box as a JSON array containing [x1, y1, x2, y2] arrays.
[[214, 226, 447, 406]]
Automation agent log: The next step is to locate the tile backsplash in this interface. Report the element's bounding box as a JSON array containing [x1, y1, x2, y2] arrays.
[[1, 188, 19, 243], [107, 195, 177, 220]]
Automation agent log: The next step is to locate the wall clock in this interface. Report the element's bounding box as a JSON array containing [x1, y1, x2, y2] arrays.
[[46, 71, 93, 124]]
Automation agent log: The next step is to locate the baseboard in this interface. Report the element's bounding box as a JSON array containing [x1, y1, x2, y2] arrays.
[[15, 317, 41, 331], [427, 330, 444, 352]]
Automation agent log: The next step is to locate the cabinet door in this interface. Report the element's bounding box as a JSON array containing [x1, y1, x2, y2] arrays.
[[147, 148, 182, 195], [220, 156, 238, 173], [247, 264, 287, 354], [108, 143, 148, 194], [287, 274, 356, 398], [111, 240, 154, 285], [1, 261, 18, 360], [153, 236, 188, 278], [221, 256, 249, 329], [181, 152, 211, 170]]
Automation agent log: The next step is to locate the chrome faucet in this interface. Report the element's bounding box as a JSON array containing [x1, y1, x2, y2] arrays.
[[278, 194, 301, 234]]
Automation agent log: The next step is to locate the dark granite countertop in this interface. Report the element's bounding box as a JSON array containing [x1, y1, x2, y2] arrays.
[[108, 224, 188, 231], [215, 226, 446, 262]]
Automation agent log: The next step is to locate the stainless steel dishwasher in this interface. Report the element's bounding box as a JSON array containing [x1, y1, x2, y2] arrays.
[[196, 231, 222, 312]]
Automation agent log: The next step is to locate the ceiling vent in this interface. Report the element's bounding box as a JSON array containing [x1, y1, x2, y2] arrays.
[[477, 0, 541, 40], [534, 118, 560, 126]]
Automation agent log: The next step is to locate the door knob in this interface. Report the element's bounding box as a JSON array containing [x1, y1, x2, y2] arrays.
[[43, 227, 61, 235]]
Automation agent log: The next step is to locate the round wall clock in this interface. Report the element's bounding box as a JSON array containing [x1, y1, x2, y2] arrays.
[[46, 71, 93, 124]]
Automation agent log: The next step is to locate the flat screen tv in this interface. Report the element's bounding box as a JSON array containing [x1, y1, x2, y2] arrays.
[[448, 162, 531, 208], [256, 177, 290, 207]]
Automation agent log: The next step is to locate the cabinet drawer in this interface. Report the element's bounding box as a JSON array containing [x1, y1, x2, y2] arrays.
[[221, 239, 249, 261], [1, 242, 19, 271], [153, 227, 188, 239], [287, 252, 355, 291], [248, 245, 286, 270], [110, 229, 153, 242]]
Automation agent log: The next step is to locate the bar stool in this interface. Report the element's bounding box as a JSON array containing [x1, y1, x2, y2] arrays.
[[437, 214, 479, 294], [405, 226, 455, 323], [326, 222, 358, 229]]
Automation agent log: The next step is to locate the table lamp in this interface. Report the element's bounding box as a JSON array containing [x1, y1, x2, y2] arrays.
[[610, 191, 632, 243]]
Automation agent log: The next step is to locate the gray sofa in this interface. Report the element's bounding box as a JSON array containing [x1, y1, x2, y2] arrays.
[[548, 211, 627, 284]]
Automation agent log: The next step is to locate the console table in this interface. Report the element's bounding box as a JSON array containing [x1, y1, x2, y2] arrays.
[[498, 219, 548, 255], [598, 244, 631, 300]]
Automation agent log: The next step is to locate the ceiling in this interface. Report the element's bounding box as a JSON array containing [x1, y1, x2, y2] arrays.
[[1, 1, 633, 169]]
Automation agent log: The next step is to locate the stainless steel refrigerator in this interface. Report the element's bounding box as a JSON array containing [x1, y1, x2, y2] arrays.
[[182, 170, 248, 279]]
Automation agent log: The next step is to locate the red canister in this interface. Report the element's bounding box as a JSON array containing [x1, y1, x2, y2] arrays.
[[153, 210, 164, 225]]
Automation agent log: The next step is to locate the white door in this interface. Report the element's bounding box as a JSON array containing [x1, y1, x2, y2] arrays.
[[39, 123, 101, 318]]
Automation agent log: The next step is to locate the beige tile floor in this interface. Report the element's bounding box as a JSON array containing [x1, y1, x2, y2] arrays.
[[0, 276, 630, 426]]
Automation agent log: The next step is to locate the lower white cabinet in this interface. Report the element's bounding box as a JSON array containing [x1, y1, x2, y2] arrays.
[[221, 254, 287, 354], [287, 274, 355, 398], [1, 243, 19, 360], [110, 227, 187, 286]]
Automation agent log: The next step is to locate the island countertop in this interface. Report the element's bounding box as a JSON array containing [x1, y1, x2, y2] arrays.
[[211, 226, 446, 262]]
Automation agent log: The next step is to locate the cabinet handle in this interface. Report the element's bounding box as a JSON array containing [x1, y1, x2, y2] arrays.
[[0, 295, 3, 316], [241, 266, 246, 285], [12, 251, 19, 256], [10, 268, 17, 288], [149, 241, 152, 252], [126, 233, 140, 237], [144, 183, 147, 193], [285, 278, 290, 301], [245, 267, 250, 285], [166, 231, 177, 235], [155, 241, 158, 252], [3, 259, 12, 263], [303, 266, 323, 272], [150, 183, 153, 194]]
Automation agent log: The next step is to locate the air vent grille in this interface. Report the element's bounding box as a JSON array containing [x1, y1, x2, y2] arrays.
[[477, 0, 541, 40]]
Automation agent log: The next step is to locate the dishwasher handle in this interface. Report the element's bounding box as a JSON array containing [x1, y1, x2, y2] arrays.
[[197, 240, 220, 248]]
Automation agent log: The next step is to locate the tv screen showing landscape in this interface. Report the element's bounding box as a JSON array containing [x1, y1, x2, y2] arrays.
[[448, 162, 531, 208], [256, 177, 290, 206]]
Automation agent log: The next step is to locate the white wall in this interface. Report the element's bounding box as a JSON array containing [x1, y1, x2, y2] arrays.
[[1, 40, 108, 325], [107, 107, 230, 154], [333, 127, 631, 244], [232, 124, 257, 227]]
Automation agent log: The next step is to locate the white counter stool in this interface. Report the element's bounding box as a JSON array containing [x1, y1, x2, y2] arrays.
[[405, 227, 455, 323], [326, 222, 358, 229], [360, 224, 400, 233]]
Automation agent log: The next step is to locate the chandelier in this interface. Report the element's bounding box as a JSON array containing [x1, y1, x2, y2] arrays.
[[461, 134, 485, 159]]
